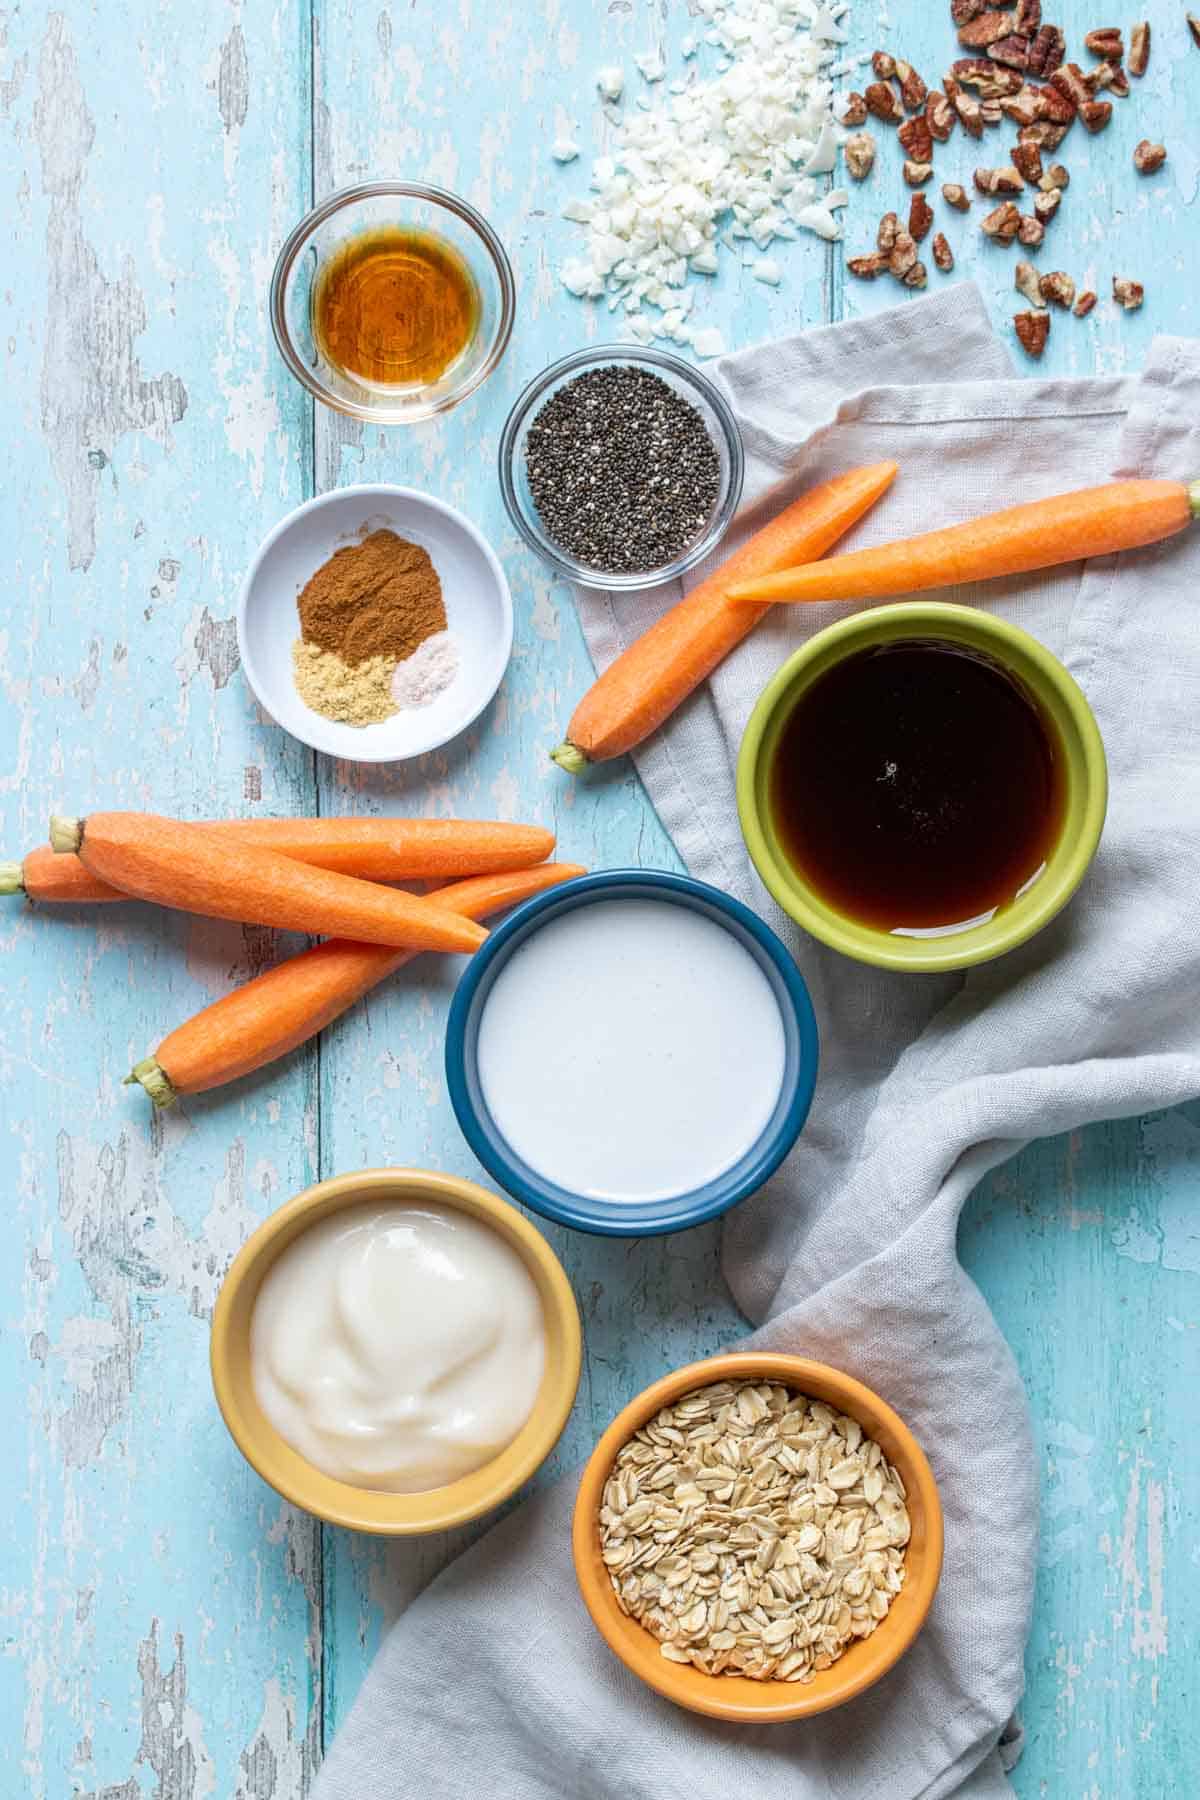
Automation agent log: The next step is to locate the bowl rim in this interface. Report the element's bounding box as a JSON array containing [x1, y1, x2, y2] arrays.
[[235, 481, 514, 765], [210, 1166, 582, 1534], [269, 179, 516, 423], [497, 342, 746, 591], [572, 1350, 945, 1722], [737, 601, 1108, 974], [444, 868, 819, 1236]]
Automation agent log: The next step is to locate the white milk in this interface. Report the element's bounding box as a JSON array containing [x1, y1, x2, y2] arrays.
[[476, 897, 787, 1203], [250, 1201, 545, 1492]]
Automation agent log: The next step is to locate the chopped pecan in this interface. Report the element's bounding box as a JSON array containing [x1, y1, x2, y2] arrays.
[[844, 132, 877, 180], [1113, 276, 1144, 311], [1039, 163, 1070, 190], [1034, 83, 1077, 123], [841, 91, 869, 126], [1019, 119, 1070, 150], [975, 164, 1025, 195], [980, 98, 1004, 125], [847, 253, 889, 280], [1091, 60, 1128, 96], [1011, 140, 1044, 183], [1015, 0, 1042, 32], [1033, 186, 1062, 223], [1049, 64, 1090, 110], [1189, 15, 1200, 52], [951, 0, 989, 21], [1017, 213, 1045, 246], [1133, 139, 1167, 174], [896, 60, 928, 111], [926, 91, 955, 141], [1073, 290, 1097, 318], [1084, 28, 1123, 62], [877, 211, 900, 252], [898, 115, 935, 161], [1014, 260, 1045, 306], [866, 82, 904, 124], [1128, 22, 1150, 76], [1014, 311, 1050, 357], [951, 88, 986, 136], [1079, 99, 1113, 134], [1039, 270, 1076, 308], [932, 232, 954, 271], [981, 199, 1022, 240], [872, 50, 897, 81], [942, 182, 972, 211], [909, 190, 935, 241], [903, 160, 935, 186], [1000, 90, 1042, 127], [989, 35, 1031, 71], [958, 10, 1016, 49], [901, 260, 929, 290], [1027, 24, 1066, 77], [951, 57, 1025, 96], [887, 229, 918, 276]]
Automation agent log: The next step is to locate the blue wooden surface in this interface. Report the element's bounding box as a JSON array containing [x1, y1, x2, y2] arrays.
[[0, 2, 1195, 1795]]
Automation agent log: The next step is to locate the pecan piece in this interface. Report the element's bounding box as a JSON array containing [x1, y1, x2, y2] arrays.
[[898, 115, 935, 161], [1079, 99, 1113, 134], [952, 57, 1024, 96], [1027, 24, 1066, 78], [887, 230, 918, 276], [909, 191, 935, 241], [951, 0, 988, 21], [847, 252, 889, 280], [843, 132, 877, 180], [866, 81, 904, 124], [989, 35, 1031, 71], [1034, 83, 1077, 123], [1015, 0, 1041, 32], [901, 260, 929, 290], [958, 10, 1017, 49], [1017, 213, 1045, 246], [1014, 260, 1045, 306], [872, 50, 897, 81], [1133, 140, 1167, 174], [1073, 290, 1097, 318], [1113, 276, 1144, 311], [981, 199, 1022, 240], [926, 91, 955, 142], [1020, 119, 1069, 150], [1033, 186, 1062, 223], [1191, 15, 1200, 50], [1049, 64, 1089, 111], [975, 165, 1025, 195], [1084, 28, 1124, 62], [932, 232, 954, 271], [1128, 22, 1150, 76], [841, 91, 869, 126], [999, 90, 1042, 127], [903, 160, 935, 187], [896, 60, 928, 111], [877, 211, 900, 253], [1011, 140, 1044, 184], [980, 99, 1005, 126], [941, 182, 972, 211], [1039, 270, 1076, 308], [1014, 311, 1050, 357], [1039, 163, 1070, 190], [951, 88, 985, 137], [1092, 61, 1130, 97]]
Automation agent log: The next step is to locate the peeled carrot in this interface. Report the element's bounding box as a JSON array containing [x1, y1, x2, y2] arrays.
[[550, 463, 899, 771], [3, 819, 555, 905], [728, 477, 1200, 605], [126, 862, 587, 1106], [49, 813, 487, 955]]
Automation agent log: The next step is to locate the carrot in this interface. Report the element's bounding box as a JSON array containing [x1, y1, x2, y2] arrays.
[[49, 813, 488, 955], [126, 862, 587, 1106], [728, 477, 1200, 605], [550, 463, 899, 771], [3, 819, 555, 905]]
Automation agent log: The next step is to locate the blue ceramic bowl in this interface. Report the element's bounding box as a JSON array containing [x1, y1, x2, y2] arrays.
[[445, 870, 819, 1237]]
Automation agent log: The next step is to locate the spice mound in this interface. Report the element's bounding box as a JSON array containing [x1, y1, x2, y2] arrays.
[[599, 1379, 910, 1683], [291, 528, 458, 727], [525, 365, 721, 574]]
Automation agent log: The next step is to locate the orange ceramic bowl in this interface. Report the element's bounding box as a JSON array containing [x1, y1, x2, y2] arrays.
[[211, 1167, 582, 1535], [572, 1352, 943, 1722]]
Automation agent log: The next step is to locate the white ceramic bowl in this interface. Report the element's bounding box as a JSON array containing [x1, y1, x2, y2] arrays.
[[237, 484, 513, 763]]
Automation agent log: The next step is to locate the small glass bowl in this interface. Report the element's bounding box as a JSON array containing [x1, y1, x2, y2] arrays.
[[270, 180, 516, 425], [498, 345, 745, 591]]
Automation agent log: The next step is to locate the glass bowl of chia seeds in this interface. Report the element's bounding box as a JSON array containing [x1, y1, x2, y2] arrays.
[[498, 345, 744, 591]]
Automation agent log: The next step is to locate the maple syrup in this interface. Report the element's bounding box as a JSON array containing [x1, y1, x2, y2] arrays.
[[313, 226, 479, 390], [769, 639, 1065, 934]]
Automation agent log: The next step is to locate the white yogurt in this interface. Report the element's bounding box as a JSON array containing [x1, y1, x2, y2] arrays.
[[475, 897, 787, 1203], [250, 1201, 546, 1493]]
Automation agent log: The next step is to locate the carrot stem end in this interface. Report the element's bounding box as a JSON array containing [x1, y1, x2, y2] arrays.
[[0, 862, 24, 896], [49, 816, 83, 854], [126, 1057, 178, 1109], [550, 742, 589, 776]]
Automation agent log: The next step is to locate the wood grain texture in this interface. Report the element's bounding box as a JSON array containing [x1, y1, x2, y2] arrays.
[[0, 2, 1194, 1796]]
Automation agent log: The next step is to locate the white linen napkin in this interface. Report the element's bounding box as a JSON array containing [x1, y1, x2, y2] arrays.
[[311, 285, 1200, 1799]]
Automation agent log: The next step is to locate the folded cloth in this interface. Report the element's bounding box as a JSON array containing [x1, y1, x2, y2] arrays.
[[311, 285, 1200, 1799]]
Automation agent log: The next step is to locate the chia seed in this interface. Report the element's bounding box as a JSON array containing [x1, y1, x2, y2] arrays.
[[524, 365, 722, 574]]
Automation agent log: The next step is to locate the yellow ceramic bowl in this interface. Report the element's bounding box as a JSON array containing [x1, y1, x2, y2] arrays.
[[211, 1167, 582, 1534], [573, 1352, 943, 1723]]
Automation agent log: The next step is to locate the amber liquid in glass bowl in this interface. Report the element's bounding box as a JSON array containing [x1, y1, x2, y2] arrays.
[[312, 225, 480, 391]]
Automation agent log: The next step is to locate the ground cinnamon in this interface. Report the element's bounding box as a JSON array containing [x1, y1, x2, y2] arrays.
[[297, 529, 446, 666]]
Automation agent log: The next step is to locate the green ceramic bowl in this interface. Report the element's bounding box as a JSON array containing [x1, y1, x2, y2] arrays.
[[737, 603, 1107, 974]]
